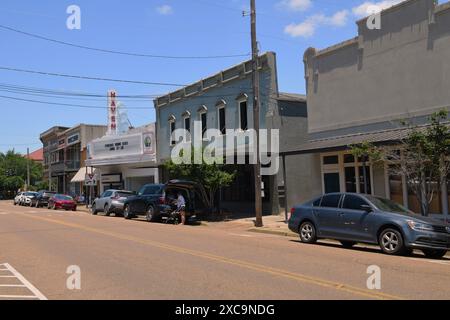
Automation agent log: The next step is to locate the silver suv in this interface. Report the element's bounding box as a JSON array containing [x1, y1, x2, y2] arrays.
[[91, 190, 134, 216]]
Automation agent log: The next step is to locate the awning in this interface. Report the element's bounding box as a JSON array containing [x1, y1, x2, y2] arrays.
[[280, 125, 430, 156], [71, 167, 96, 183]]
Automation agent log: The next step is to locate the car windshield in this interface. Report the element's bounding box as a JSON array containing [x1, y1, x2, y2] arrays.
[[365, 196, 414, 214], [26, 192, 38, 196], [56, 195, 73, 201]]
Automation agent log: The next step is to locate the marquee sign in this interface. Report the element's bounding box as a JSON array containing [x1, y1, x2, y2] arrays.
[[107, 90, 118, 136]]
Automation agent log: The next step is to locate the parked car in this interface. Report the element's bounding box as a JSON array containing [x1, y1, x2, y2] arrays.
[[34, 190, 56, 208], [48, 194, 77, 211], [13, 192, 24, 205], [20, 192, 39, 206], [91, 190, 135, 216], [289, 193, 450, 259], [122, 180, 208, 222]]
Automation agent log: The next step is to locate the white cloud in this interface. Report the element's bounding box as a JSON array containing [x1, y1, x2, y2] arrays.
[[279, 0, 312, 12], [284, 10, 349, 38], [156, 4, 173, 15], [352, 0, 403, 18]]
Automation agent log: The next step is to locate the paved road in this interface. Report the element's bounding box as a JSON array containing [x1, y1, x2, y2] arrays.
[[0, 200, 449, 300]]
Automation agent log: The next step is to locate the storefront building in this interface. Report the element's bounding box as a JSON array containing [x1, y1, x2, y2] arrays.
[[283, 0, 450, 218], [40, 124, 107, 196], [86, 123, 158, 194], [155, 52, 309, 215]]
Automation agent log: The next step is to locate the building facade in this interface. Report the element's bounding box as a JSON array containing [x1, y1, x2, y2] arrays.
[[155, 52, 310, 215], [86, 123, 158, 193], [40, 124, 107, 196], [284, 0, 450, 217]]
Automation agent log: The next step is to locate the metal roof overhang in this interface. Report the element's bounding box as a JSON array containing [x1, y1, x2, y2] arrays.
[[280, 127, 412, 156]]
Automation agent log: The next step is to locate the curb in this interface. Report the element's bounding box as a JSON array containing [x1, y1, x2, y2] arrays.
[[248, 227, 298, 238]]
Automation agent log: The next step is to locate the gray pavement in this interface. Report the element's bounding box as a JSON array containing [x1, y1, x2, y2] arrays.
[[0, 200, 449, 300]]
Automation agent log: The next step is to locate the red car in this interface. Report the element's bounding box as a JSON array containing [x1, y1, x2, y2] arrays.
[[48, 194, 77, 211]]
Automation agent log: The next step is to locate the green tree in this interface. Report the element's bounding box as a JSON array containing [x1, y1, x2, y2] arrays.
[[164, 147, 236, 211]]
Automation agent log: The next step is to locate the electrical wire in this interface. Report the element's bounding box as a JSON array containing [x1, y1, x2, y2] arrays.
[[0, 24, 250, 60]]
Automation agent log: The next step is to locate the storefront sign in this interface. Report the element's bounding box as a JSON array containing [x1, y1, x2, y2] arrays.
[[101, 174, 122, 184], [107, 90, 118, 136], [91, 133, 142, 159], [67, 132, 80, 146]]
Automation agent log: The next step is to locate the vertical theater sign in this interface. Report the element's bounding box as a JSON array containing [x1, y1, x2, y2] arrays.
[[107, 90, 118, 136]]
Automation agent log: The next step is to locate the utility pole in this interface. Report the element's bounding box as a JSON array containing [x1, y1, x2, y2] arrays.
[[250, 0, 263, 227], [26, 147, 30, 191]]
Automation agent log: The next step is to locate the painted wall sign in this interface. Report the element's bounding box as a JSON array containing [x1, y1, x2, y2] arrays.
[[143, 131, 155, 154]]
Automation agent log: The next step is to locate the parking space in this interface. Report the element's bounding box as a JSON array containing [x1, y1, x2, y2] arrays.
[[0, 263, 47, 300]]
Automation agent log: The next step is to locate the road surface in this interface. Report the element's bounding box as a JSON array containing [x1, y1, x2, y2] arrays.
[[0, 200, 449, 300]]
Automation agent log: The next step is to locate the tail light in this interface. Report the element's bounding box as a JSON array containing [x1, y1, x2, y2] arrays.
[[290, 207, 296, 219], [158, 196, 166, 204], [111, 195, 120, 200]]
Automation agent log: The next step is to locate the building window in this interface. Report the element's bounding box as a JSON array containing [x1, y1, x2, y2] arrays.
[[184, 116, 191, 141], [218, 106, 226, 135], [239, 100, 248, 131], [200, 112, 207, 138], [169, 119, 176, 146]]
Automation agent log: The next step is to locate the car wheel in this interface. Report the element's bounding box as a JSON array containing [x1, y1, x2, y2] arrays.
[[104, 205, 111, 216], [422, 249, 447, 259], [379, 228, 406, 255], [91, 203, 98, 215], [123, 205, 133, 220], [145, 205, 156, 222], [299, 221, 317, 244], [341, 241, 357, 248]]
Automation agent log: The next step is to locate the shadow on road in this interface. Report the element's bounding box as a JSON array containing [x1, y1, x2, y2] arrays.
[[288, 239, 450, 260]]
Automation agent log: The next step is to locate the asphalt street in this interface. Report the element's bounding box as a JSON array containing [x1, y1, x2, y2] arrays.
[[0, 200, 449, 300]]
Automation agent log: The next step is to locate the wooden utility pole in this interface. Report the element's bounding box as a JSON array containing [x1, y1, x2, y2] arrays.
[[250, 0, 263, 227], [26, 147, 30, 190]]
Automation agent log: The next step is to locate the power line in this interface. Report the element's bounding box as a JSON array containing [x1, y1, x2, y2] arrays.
[[0, 66, 187, 87], [0, 24, 250, 60]]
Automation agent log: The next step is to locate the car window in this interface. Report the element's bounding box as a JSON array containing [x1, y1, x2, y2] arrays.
[[117, 192, 133, 198], [365, 196, 413, 214], [142, 185, 162, 195], [342, 195, 369, 211], [312, 197, 322, 207], [102, 191, 112, 198], [320, 194, 341, 208]]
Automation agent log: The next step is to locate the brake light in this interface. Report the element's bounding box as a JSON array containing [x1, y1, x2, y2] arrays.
[[159, 196, 165, 204], [111, 196, 120, 200]]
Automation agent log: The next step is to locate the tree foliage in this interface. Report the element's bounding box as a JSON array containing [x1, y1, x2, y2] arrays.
[[164, 147, 236, 211], [0, 150, 43, 197]]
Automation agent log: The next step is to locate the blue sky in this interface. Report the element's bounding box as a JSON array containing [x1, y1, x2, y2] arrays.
[[0, 0, 407, 154]]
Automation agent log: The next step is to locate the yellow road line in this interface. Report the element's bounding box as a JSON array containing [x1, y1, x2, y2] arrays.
[[17, 212, 404, 300]]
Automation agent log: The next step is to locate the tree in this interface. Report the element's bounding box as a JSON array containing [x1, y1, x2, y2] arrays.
[[351, 110, 450, 216], [164, 147, 236, 212], [0, 149, 44, 196]]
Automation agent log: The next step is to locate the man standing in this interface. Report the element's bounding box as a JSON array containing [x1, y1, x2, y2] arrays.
[[177, 192, 186, 225]]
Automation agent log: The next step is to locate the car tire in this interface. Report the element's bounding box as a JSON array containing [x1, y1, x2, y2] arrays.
[[104, 205, 111, 216], [379, 228, 406, 255], [145, 205, 156, 222], [299, 221, 317, 244], [422, 249, 447, 259], [340, 241, 357, 248], [123, 205, 133, 220], [91, 204, 98, 215]]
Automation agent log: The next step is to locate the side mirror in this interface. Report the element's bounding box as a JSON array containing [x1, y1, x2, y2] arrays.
[[361, 205, 373, 213]]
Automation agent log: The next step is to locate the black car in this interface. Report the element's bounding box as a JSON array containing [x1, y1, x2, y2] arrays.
[[34, 190, 57, 208], [122, 180, 208, 222]]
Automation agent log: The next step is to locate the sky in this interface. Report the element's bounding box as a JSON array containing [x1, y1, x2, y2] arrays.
[[0, 0, 410, 154]]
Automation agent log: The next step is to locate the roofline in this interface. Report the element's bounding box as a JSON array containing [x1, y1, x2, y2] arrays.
[[153, 51, 276, 108]]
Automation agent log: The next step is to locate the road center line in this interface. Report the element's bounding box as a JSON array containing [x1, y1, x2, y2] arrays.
[[16, 212, 403, 300]]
